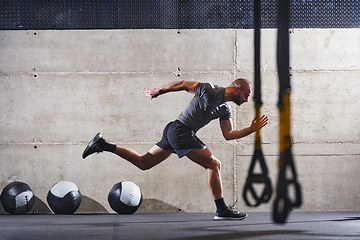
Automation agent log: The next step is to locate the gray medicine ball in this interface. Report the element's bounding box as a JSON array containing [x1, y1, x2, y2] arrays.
[[108, 181, 142, 214], [47, 181, 81, 214]]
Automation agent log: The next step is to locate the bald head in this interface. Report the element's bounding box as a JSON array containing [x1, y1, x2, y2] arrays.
[[229, 78, 252, 91], [226, 78, 252, 106]]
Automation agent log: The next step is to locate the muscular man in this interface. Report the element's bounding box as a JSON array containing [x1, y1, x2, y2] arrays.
[[82, 78, 268, 220]]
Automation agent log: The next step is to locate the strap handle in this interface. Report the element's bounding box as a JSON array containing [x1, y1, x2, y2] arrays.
[[273, 149, 302, 223], [243, 148, 272, 207]]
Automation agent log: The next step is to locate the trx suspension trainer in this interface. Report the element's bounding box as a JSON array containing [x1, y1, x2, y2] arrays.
[[242, 0, 272, 207], [273, 0, 302, 223]]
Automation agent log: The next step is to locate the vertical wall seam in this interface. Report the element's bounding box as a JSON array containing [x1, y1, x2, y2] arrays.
[[232, 29, 238, 205], [233, 29, 238, 81]]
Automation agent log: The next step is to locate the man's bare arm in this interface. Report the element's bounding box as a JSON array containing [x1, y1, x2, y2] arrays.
[[220, 115, 269, 141], [143, 80, 199, 99]]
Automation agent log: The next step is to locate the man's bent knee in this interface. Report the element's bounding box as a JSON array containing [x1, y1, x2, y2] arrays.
[[209, 157, 221, 172], [136, 156, 158, 171], [138, 163, 153, 171], [186, 148, 221, 171], [137, 148, 171, 171]]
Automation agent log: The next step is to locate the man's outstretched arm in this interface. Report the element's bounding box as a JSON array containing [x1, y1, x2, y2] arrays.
[[143, 80, 199, 99], [220, 115, 269, 141]]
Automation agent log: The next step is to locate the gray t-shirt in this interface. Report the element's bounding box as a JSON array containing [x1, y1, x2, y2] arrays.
[[177, 82, 232, 133]]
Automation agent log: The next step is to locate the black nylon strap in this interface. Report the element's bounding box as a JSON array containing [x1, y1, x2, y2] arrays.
[[273, 0, 302, 224], [242, 0, 272, 208]]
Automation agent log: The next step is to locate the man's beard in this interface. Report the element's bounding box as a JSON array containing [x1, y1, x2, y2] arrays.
[[233, 96, 242, 106]]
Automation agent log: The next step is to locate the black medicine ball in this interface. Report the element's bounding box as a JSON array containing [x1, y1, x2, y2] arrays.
[[0, 181, 35, 214]]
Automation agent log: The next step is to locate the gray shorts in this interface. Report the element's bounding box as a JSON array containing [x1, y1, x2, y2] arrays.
[[156, 120, 206, 158]]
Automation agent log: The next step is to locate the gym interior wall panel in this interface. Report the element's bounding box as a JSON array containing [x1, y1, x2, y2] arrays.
[[236, 29, 360, 73], [236, 29, 278, 73], [290, 29, 360, 71], [291, 72, 360, 143], [0, 29, 234, 75], [295, 155, 360, 211]]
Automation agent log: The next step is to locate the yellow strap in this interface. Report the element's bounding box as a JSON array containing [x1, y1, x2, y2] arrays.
[[279, 91, 291, 153]]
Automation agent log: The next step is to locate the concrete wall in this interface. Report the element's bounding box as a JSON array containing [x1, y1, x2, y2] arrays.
[[0, 29, 359, 214]]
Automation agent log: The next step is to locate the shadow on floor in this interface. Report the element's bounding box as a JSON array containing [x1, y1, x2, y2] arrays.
[[138, 198, 182, 213], [0, 195, 109, 214]]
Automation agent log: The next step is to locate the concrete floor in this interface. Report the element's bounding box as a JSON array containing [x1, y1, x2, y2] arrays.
[[0, 211, 359, 240]]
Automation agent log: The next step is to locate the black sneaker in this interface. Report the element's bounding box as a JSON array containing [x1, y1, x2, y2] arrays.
[[214, 207, 248, 221], [82, 133, 105, 159]]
